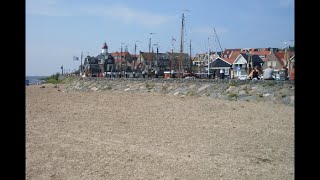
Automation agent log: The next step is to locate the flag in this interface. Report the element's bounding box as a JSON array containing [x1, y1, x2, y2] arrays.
[[73, 56, 79, 61]]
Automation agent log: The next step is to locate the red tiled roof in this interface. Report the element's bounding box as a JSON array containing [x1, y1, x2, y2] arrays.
[[275, 52, 285, 60], [265, 52, 285, 67], [115, 58, 125, 64], [223, 50, 242, 64], [111, 52, 130, 57], [223, 49, 241, 57]]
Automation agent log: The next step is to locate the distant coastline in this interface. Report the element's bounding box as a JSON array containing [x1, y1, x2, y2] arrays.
[[26, 76, 48, 85]]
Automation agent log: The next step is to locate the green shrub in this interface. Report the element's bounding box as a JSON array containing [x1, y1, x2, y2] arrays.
[[266, 81, 274, 86], [228, 93, 238, 99], [145, 83, 154, 90], [242, 86, 249, 94], [229, 80, 237, 86], [187, 91, 195, 96], [44, 73, 62, 84]]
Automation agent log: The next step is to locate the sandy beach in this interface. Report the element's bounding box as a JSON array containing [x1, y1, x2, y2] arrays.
[[26, 84, 294, 179]]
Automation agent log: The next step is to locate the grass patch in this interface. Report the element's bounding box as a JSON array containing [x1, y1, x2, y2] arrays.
[[43, 73, 62, 84], [242, 86, 249, 94], [145, 83, 154, 90], [228, 93, 238, 99], [186, 91, 195, 96], [229, 80, 237, 86], [266, 81, 275, 86]]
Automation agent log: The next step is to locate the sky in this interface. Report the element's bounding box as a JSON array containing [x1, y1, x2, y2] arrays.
[[26, 0, 294, 76]]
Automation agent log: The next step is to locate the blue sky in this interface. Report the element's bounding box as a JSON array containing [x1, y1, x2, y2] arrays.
[[26, 0, 294, 76]]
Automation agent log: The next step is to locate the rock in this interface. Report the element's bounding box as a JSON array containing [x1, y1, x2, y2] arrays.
[[209, 93, 219, 99], [53, 85, 59, 88], [225, 86, 237, 93], [198, 85, 210, 92], [263, 93, 271, 97], [124, 88, 130, 91], [290, 95, 295, 104], [91, 87, 99, 91], [281, 96, 292, 105], [179, 88, 189, 94], [238, 90, 247, 96], [174, 92, 179, 96], [167, 86, 174, 90], [40, 86, 45, 88]]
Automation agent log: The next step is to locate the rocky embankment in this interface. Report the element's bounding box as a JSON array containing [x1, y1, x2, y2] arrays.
[[63, 77, 294, 106]]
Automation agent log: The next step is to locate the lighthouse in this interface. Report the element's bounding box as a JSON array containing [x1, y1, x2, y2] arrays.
[[102, 42, 108, 54]]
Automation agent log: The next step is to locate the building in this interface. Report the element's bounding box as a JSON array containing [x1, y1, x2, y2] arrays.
[[83, 42, 115, 76]]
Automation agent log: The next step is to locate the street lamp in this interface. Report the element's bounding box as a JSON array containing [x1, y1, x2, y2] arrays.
[[134, 41, 141, 71], [125, 44, 130, 77], [153, 43, 160, 78], [149, 33, 155, 53], [120, 42, 124, 77], [153, 43, 159, 67]]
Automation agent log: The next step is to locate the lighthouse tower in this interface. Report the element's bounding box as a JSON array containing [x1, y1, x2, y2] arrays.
[[102, 42, 108, 54]]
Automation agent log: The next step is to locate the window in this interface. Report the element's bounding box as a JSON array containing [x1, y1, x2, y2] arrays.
[[224, 69, 229, 75], [267, 61, 272, 67]]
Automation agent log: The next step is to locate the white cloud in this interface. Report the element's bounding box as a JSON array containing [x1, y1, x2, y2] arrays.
[[26, 1, 173, 26], [82, 4, 174, 27], [26, 0, 73, 16], [279, 0, 294, 7]]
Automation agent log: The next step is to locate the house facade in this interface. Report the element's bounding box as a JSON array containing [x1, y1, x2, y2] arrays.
[[83, 42, 115, 76], [232, 53, 264, 79], [209, 57, 232, 78], [262, 51, 285, 70]]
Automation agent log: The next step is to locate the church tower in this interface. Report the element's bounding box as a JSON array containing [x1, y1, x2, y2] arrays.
[[102, 42, 108, 54]]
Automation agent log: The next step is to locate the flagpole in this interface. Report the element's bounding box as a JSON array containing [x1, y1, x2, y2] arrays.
[[73, 58, 74, 73], [80, 52, 83, 76]]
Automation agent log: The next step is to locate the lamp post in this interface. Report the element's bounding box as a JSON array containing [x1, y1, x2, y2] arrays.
[[120, 42, 124, 77], [149, 33, 155, 53], [80, 52, 83, 76], [153, 43, 160, 78], [207, 37, 210, 78], [134, 41, 141, 71], [125, 44, 129, 76]]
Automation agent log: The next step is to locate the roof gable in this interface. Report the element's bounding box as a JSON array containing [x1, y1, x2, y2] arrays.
[[210, 57, 232, 68], [233, 54, 247, 64], [265, 51, 284, 67]]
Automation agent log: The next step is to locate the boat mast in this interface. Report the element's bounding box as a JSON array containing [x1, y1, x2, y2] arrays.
[[189, 40, 192, 73], [178, 13, 184, 78]]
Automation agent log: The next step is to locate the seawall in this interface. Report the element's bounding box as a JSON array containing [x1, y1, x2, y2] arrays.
[[63, 77, 295, 106]]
